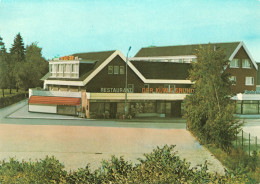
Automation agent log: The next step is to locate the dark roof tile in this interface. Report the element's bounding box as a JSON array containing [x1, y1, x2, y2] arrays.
[[135, 42, 241, 60]]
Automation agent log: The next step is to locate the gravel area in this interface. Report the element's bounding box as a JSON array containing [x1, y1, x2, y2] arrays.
[[0, 124, 225, 174]]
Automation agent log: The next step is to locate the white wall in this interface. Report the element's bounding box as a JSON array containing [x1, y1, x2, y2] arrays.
[[29, 89, 81, 98], [29, 104, 57, 114]]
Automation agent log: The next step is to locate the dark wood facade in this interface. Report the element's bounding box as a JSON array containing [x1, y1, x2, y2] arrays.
[[85, 56, 144, 92], [225, 47, 257, 94]]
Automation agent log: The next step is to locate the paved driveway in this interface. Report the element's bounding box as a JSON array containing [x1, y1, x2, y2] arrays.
[[0, 100, 225, 174], [242, 119, 260, 138]]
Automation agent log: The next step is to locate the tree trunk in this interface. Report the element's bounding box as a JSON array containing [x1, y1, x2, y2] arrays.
[[2, 88, 4, 97], [9, 88, 12, 94], [16, 86, 19, 92]]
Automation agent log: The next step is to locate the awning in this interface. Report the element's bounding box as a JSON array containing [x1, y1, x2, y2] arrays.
[[29, 96, 81, 106]]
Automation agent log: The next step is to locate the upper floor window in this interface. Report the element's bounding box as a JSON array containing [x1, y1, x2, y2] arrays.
[[108, 65, 125, 75], [120, 66, 125, 74], [230, 59, 239, 68], [242, 59, 251, 68], [230, 76, 236, 85], [144, 84, 149, 90], [108, 66, 113, 74], [245, 77, 254, 86], [164, 84, 175, 93], [114, 66, 119, 74], [72, 64, 78, 73]]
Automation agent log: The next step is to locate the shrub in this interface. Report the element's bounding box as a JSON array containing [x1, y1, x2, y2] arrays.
[[0, 156, 67, 183], [0, 92, 28, 108], [0, 145, 252, 183]]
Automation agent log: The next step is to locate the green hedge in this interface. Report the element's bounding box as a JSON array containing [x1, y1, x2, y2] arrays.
[[0, 145, 252, 183], [0, 92, 28, 108]]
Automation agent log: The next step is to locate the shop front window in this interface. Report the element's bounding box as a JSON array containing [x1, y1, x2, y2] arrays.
[[235, 101, 242, 114], [243, 101, 258, 114]]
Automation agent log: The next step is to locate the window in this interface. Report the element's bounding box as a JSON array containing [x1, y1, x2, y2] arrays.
[[120, 66, 125, 74], [114, 66, 119, 74], [242, 59, 251, 68], [191, 58, 197, 62], [108, 66, 113, 74], [128, 84, 134, 92], [71, 64, 78, 78], [230, 59, 239, 68], [163, 84, 175, 93], [245, 77, 254, 86], [230, 76, 236, 85], [183, 59, 190, 63], [59, 64, 63, 72], [73, 64, 78, 72], [144, 84, 149, 89]]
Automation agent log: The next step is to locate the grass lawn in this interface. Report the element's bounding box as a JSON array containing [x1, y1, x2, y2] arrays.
[[206, 144, 260, 182]]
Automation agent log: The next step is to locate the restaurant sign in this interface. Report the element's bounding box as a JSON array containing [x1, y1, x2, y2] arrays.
[[244, 90, 260, 94], [142, 88, 194, 94], [101, 88, 133, 93]]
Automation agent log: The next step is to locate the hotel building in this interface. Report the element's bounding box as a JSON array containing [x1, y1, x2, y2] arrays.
[[28, 41, 259, 118]]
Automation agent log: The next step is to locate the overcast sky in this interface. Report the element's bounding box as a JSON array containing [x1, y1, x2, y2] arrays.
[[0, 0, 259, 61]]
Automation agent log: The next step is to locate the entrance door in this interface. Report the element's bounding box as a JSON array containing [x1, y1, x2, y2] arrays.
[[171, 101, 182, 117], [110, 103, 117, 118]]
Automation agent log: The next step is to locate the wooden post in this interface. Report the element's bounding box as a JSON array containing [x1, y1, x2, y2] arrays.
[[236, 131, 237, 148], [256, 136, 258, 152], [242, 130, 244, 150], [249, 133, 250, 156]]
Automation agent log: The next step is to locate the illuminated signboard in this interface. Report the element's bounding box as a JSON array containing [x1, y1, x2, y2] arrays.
[[99, 87, 194, 94], [142, 88, 194, 94], [101, 88, 133, 93], [59, 56, 75, 60], [244, 90, 260, 94]]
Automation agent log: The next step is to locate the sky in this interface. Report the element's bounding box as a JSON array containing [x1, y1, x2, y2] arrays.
[[0, 0, 260, 61]]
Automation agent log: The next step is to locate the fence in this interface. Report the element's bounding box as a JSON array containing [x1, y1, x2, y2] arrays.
[[233, 130, 260, 156]]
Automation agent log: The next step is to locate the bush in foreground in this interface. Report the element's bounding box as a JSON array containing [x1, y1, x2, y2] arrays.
[[0, 145, 250, 183]]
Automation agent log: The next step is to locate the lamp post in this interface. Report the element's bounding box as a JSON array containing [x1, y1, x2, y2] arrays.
[[124, 46, 131, 117]]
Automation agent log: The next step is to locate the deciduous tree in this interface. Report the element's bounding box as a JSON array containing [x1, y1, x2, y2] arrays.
[[184, 44, 243, 151], [17, 42, 48, 90], [0, 37, 10, 97]]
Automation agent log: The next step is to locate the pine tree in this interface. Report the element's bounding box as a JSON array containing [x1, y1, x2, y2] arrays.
[[184, 44, 243, 151], [0, 37, 10, 97], [9, 33, 26, 92], [10, 32, 25, 62]]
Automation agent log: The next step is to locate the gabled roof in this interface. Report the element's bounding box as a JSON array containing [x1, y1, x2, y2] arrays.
[[135, 42, 240, 58], [135, 41, 257, 70], [73, 51, 116, 81], [45, 50, 116, 82], [257, 63, 260, 85]]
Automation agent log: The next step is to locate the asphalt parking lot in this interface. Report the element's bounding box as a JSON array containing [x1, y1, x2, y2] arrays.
[[0, 100, 229, 174]]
